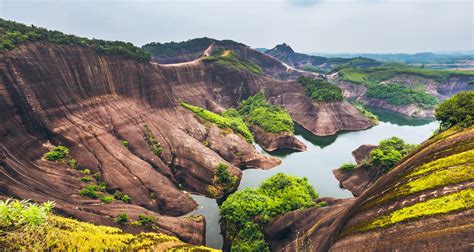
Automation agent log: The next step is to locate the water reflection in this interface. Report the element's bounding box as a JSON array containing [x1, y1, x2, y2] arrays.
[[188, 109, 438, 249], [367, 106, 435, 126]]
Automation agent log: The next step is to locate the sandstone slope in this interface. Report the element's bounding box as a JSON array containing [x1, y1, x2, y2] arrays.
[[264, 126, 474, 251]]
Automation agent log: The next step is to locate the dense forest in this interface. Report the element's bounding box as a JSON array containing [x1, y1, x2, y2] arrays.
[[297, 76, 344, 102], [365, 83, 439, 108], [0, 18, 150, 61], [142, 37, 243, 57]]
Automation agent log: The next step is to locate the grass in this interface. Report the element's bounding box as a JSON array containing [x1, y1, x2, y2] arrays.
[[345, 188, 474, 234], [0, 199, 215, 251], [353, 102, 379, 123], [340, 162, 357, 171], [407, 149, 474, 178], [202, 50, 263, 75], [180, 101, 254, 142]]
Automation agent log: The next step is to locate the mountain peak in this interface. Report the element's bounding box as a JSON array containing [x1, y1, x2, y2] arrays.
[[270, 43, 295, 54]]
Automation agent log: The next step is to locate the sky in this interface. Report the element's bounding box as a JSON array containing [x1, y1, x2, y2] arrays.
[[1, 0, 472, 53]]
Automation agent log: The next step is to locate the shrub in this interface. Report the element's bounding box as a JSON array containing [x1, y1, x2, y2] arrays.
[[0, 199, 54, 229], [66, 159, 77, 168], [340, 162, 357, 171], [80, 176, 93, 182], [238, 92, 294, 133], [113, 191, 131, 203], [43, 146, 69, 161], [79, 186, 99, 199], [214, 163, 237, 187], [368, 137, 416, 172], [143, 125, 163, 157], [121, 140, 129, 148], [220, 173, 319, 251], [81, 169, 91, 175], [297, 76, 343, 102], [435, 91, 474, 130], [137, 214, 155, 226], [100, 195, 114, 204], [114, 213, 129, 223]]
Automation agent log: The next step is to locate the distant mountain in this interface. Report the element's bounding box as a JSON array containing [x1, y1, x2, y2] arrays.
[[265, 43, 381, 73], [312, 52, 474, 65]]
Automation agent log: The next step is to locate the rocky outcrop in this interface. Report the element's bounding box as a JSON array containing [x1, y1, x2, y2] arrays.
[[250, 125, 307, 152], [263, 126, 474, 251], [352, 144, 377, 165], [333, 145, 380, 196], [0, 42, 278, 244]]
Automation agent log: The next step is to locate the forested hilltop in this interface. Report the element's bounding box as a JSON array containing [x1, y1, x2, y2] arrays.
[[0, 18, 150, 61]]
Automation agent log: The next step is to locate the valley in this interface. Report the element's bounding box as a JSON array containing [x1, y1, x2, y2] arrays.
[[0, 18, 473, 251]]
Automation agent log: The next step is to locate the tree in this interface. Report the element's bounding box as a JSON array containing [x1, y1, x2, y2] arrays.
[[435, 91, 474, 130]]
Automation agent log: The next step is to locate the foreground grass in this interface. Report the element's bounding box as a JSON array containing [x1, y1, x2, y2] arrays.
[[0, 199, 215, 251]]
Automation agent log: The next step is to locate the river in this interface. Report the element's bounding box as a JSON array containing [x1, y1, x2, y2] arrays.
[[190, 108, 439, 249]]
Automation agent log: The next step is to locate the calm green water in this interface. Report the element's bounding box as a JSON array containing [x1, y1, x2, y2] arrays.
[[190, 109, 439, 249]]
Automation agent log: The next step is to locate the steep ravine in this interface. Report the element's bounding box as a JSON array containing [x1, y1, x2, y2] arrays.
[[0, 41, 374, 245]]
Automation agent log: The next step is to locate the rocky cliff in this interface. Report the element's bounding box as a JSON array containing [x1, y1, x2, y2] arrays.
[[0, 41, 375, 245], [264, 126, 474, 251]]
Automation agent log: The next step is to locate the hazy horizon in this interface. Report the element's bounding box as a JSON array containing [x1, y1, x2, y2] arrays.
[[1, 0, 472, 54]]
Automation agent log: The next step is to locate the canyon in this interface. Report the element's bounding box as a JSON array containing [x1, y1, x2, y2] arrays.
[[0, 20, 473, 251]]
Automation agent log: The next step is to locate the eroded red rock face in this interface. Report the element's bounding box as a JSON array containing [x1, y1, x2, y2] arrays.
[[263, 128, 474, 251], [0, 42, 375, 245]]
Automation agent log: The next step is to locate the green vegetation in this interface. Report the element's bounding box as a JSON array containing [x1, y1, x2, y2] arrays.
[[43, 145, 69, 161], [0, 199, 54, 230], [302, 65, 325, 74], [297, 76, 343, 102], [202, 50, 263, 75], [207, 163, 238, 198], [0, 18, 150, 61], [353, 102, 379, 122], [67, 158, 77, 168], [79, 184, 106, 199], [407, 149, 474, 178], [340, 162, 357, 171], [346, 188, 474, 234], [143, 125, 163, 157], [180, 102, 254, 143], [114, 213, 129, 224], [137, 214, 156, 227], [142, 37, 242, 57], [100, 195, 114, 204], [220, 173, 320, 251], [113, 191, 132, 203], [368, 137, 417, 172], [121, 140, 129, 148], [215, 163, 238, 187], [81, 169, 91, 175], [239, 92, 294, 133], [365, 83, 438, 108], [0, 199, 215, 251], [338, 63, 474, 85], [435, 91, 474, 130], [80, 176, 93, 183]]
